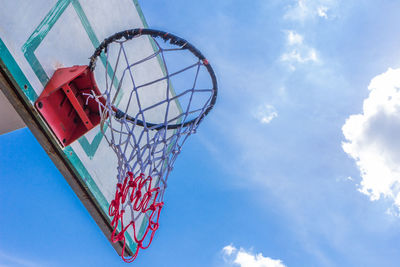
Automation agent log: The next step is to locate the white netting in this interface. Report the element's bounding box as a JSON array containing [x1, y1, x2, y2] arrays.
[[87, 31, 215, 262]]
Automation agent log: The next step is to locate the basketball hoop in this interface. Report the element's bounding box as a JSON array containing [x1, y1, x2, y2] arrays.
[[87, 28, 217, 262]]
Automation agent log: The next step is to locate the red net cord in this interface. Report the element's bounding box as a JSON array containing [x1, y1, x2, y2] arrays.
[[108, 172, 164, 263]]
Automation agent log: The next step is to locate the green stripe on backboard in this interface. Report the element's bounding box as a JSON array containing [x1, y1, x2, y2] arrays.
[[22, 0, 70, 86], [0, 39, 37, 102], [132, 0, 149, 28]]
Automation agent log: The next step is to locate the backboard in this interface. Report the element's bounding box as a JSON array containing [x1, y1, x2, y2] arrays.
[[0, 0, 175, 256]]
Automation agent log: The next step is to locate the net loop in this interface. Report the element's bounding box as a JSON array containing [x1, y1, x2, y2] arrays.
[[107, 172, 163, 262]]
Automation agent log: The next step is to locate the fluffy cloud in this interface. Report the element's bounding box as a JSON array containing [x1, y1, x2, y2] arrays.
[[222, 245, 287, 267], [342, 68, 400, 212], [281, 49, 317, 64], [284, 0, 334, 21], [287, 31, 303, 45], [317, 6, 329, 18], [253, 104, 278, 124], [280, 31, 318, 69]]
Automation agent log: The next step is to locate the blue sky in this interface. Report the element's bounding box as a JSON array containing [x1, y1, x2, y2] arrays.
[[3, 0, 400, 266]]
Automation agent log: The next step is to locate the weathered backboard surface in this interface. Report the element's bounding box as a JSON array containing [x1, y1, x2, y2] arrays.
[[0, 0, 174, 256]]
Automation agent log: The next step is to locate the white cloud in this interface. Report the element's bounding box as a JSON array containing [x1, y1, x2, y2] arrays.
[[284, 0, 309, 21], [223, 245, 237, 256], [253, 104, 278, 124], [287, 31, 303, 45], [222, 245, 287, 267], [281, 48, 318, 64], [280, 31, 319, 69], [317, 6, 329, 18], [342, 68, 400, 212], [284, 0, 334, 21]]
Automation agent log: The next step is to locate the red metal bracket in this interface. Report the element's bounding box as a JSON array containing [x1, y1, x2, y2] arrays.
[[35, 65, 105, 147]]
